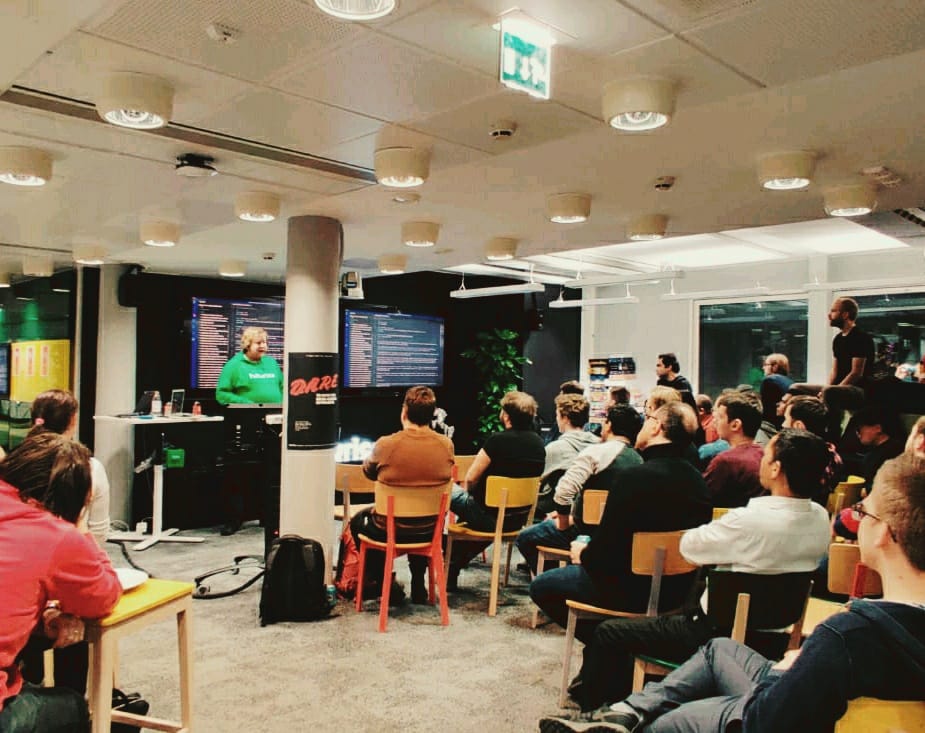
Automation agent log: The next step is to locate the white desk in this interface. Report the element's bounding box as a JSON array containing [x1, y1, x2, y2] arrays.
[[95, 415, 223, 550]]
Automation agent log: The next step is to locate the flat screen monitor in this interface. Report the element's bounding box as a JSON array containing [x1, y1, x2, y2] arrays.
[[0, 343, 9, 397], [190, 296, 284, 389], [342, 309, 444, 389]]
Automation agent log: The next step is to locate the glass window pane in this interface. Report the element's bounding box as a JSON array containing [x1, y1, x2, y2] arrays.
[[847, 292, 925, 381], [698, 299, 808, 400]]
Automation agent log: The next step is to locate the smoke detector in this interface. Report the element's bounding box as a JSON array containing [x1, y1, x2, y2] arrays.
[[262, 252, 276, 261], [654, 175, 676, 191], [205, 23, 241, 45], [175, 154, 217, 178], [490, 120, 518, 139]]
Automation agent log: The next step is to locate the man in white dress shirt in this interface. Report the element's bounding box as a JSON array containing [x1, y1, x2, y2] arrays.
[[559, 428, 831, 713]]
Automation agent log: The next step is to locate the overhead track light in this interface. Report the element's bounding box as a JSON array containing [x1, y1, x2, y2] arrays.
[[824, 184, 877, 217], [485, 237, 518, 261], [628, 214, 668, 241], [758, 151, 816, 190], [547, 193, 591, 224], [140, 220, 180, 247], [375, 147, 430, 188], [97, 73, 174, 129], [602, 77, 676, 132], [564, 269, 684, 289], [22, 255, 54, 277], [314, 0, 396, 21], [236, 191, 280, 222], [550, 283, 639, 308], [661, 283, 770, 301], [0, 146, 52, 186], [219, 259, 246, 277], [378, 254, 407, 274], [402, 221, 439, 248], [73, 244, 106, 265], [450, 281, 544, 299]]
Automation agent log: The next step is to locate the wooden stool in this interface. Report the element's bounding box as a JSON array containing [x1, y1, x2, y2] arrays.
[[86, 578, 194, 733]]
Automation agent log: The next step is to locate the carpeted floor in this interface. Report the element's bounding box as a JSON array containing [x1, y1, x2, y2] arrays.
[[105, 524, 569, 732]]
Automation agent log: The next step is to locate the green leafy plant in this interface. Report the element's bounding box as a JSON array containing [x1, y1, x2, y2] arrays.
[[461, 328, 528, 445]]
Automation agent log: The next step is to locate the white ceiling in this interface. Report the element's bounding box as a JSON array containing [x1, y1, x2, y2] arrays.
[[0, 0, 924, 284]]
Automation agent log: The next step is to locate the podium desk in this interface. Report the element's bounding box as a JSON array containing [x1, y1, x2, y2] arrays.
[[95, 415, 223, 550]]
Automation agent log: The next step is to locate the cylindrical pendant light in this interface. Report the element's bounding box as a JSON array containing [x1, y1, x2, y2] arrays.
[[0, 146, 53, 186], [97, 73, 174, 129], [378, 254, 407, 274], [628, 214, 669, 241], [140, 220, 180, 247], [235, 191, 280, 222], [375, 147, 430, 188], [485, 237, 518, 261], [547, 193, 591, 224], [824, 184, 877, 217], [603, 77, 676, 131], [402, 221, 439, 247]]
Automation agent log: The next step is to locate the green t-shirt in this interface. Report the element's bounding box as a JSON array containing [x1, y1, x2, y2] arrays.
[[215, 352, 284, 404]]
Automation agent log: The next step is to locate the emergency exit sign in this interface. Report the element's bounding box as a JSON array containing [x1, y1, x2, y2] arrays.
[[499, 18, 552, 100]]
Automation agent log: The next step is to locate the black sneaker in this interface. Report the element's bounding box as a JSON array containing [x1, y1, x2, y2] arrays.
[[538, 706, 641, 733]]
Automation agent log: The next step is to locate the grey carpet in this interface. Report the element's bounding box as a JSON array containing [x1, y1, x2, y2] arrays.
[[105, 524, 568, 732]]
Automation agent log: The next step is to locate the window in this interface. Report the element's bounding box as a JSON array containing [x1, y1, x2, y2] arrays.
[[698, 298, 808, 400], [847, 291, 925, 382]]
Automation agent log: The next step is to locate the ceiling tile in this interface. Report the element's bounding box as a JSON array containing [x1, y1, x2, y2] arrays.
[[686, 0, 925, 86]]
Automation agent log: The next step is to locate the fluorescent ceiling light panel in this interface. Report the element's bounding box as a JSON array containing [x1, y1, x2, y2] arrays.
[[726, 218, 906, 255], [450, 282, 544, 299], [609, 234, 784, 268]]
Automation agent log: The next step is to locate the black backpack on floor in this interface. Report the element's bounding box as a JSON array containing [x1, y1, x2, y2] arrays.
[[259, 535, 332, 626]]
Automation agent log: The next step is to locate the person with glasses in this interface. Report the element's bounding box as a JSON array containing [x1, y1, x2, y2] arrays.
[[540, 452, 925, 733], [759, 353, 793, 429]]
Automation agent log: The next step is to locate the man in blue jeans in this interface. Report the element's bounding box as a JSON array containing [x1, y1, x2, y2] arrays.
[[539, 451, 925, 732]]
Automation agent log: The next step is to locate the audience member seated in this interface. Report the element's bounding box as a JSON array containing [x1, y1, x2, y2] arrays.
[[760, 353, 793, 429], [838, 406, 905, 487], [544, 381, 587, 444], [539, 452, 925, 733], [449, 390, 545, 589], [350, 386, 455, 604], [516, 406, 643, 575], [1, 433, 122, 732], [529, 403, 711, 639], [564, 429, 831, 713], [607, 386, 630, 408], [535, 394, 599, 517], [695, 394, 719, 444], [782, 395, 846, 503], [703, 390, 765, 507], [646, 387, 700, 464], [655, 352, 697, 410]]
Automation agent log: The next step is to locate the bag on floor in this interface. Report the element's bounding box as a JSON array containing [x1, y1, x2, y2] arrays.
[[334, 524, 361, 599], [259, 535, 332, 626], [111, 688, 150, 733]]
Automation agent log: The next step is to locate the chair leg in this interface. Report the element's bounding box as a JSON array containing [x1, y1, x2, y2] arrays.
[[428, 553, 436, 605], [355, 542, 367, 613], [488, 541, 503, 617], [632, 658, 646, 693], [559, 607, 578, 708], [378, 547, 395, 633], [503, 540, 514, 587], [444, 535, 454, 584], [431, 552, 450, 626]]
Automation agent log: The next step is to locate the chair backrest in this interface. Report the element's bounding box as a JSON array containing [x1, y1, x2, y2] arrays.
[[831, 475, 866, 513], [484, 475, 541, 510], [581, 489, 608, 526], [630, 531, 698, 577], [712, 507, 731, 521], [707, 569, 814, 631], [336, 463, 376, 495], [374, 482, 451, 518], [835, 697, 925, 732], [453, 454, 479, 483], [828, 542, 883, 597]]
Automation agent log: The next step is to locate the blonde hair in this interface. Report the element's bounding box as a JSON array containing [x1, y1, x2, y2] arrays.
[[765, 353, 790, 375], [647, 386, 681, 412], [241, 327, 268, 353]]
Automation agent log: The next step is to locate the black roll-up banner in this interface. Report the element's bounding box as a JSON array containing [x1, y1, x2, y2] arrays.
[[287, 352, 338, 450]]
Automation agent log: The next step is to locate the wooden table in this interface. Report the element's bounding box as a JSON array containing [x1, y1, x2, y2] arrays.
[[86, 578, 194, 733]]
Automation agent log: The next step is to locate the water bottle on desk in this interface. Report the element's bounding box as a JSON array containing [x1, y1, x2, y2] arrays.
[[150, 391, 162, 416]]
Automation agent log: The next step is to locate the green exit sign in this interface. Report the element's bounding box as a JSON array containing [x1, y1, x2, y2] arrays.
[[499, 18, 552, 100]]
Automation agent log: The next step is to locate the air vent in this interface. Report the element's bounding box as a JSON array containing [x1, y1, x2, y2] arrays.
[[895, 208, 925, 228]]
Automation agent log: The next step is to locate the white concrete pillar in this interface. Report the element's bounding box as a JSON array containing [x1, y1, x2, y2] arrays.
[[279, 216, 343, 575]]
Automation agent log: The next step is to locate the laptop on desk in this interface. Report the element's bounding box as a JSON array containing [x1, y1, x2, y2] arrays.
[[115, 390, 156, 418], [168, 388, 185, 416]]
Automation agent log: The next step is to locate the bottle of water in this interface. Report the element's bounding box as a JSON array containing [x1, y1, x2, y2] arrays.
[[150, 391, 162, 416]]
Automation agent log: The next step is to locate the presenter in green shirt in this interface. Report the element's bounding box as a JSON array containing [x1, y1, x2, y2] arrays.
[[215, 327, 284, 405]]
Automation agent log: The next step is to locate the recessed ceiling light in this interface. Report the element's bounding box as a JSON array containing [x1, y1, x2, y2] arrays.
[[629, 214, 668, 241], [0, 147, 52, 186], [602, 78, 676, 132], [219, 259, 246, 277], [97, 73, 174, 129], [485, 237, 518, 261], [140, 220, 180, 247], [824, 184, 877, 217], [73, 244, 106, 265], [314, 0, 396, 21], [375, 147, 430, 188], [402, 221, 439, 247], [379, 254, 407, 274], [758, 151, 816, 190], [235, 191, 280, 222], [547, 193, 591, 224]]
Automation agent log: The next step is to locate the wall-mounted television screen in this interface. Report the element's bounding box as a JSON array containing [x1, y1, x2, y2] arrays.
[[190, 296, 285, 389], [343, 309, 444, 388]]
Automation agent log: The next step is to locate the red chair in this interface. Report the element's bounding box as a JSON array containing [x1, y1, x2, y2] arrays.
[[355, 481, 452, 632]]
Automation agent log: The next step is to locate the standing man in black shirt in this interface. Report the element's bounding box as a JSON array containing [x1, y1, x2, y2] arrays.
[[655, 353, 696, 410]]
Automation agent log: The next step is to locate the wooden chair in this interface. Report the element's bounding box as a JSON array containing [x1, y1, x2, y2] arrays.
[[631, 569, 813, 692], [334, 463, 376, 534], [829, 542, 883, 597], [712, 507, 731, 521], [531, 489, 609, 629], [355, 481, 452, 632], [444, 475, 541, 617], [557, 530, 697, 707], [835, 698, 925, 732], [452, 454, 478, 483], [827, 475, 865, 516]]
